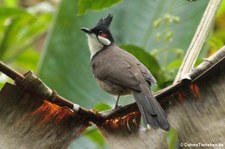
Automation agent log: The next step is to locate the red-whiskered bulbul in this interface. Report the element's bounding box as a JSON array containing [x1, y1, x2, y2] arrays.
[[81, 14, 170, 131]]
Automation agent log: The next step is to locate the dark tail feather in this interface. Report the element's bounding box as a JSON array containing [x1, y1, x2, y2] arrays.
[[132, 85, 170, 131]]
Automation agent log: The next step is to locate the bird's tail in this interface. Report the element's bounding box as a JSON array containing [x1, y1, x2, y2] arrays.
[[132, 85, 170, 131]]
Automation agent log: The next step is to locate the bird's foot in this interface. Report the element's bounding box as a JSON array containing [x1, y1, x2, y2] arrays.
[[114, 95, 121, 109], [114, 104, 122, 109]]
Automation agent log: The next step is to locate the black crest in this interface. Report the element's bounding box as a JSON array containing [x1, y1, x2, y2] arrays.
[[97, 14, 113, 28]]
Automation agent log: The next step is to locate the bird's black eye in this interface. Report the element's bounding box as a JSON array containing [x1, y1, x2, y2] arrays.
[[98, 31, 103, 35], [98, 30, 108, 38]]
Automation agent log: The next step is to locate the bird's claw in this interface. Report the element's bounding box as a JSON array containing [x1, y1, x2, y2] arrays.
[[114, 104, 122, 109]]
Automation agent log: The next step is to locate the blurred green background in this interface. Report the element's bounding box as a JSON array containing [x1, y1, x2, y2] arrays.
[[0, 0, 225, 148]]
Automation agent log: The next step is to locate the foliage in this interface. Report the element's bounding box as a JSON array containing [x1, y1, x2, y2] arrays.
[[206, 1, 225, 56], [166, 128, 179, 149], [151, 13, 183, 87], [78, 0, 123, 15], [0, 1, 52, 88], [0, 6, 51, 71]]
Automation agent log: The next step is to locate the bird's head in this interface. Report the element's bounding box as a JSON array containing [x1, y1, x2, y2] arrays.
[[81, 14, 114, 57]]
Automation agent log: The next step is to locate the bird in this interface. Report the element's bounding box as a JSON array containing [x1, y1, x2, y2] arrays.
[[81, 14, 170, 131]]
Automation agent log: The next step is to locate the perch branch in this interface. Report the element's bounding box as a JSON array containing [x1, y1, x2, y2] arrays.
[[0, 61, 24, 80], [0, 61, 104, 123], [174, 0, 221, 83]]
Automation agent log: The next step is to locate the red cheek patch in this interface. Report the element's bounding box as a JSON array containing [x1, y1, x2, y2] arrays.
[[100, 33, 108, 38]]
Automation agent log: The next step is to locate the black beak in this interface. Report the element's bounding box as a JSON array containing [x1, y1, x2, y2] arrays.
[[81, 27, 91, 34]]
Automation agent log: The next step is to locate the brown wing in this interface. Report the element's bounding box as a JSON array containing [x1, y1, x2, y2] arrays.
[[138, 63, 156, 86], [94, 60, 141, 92]]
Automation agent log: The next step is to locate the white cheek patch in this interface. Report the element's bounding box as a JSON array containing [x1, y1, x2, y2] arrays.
[[98, 36, 111, 46]]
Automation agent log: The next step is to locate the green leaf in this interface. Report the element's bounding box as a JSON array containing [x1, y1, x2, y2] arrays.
[[166, 128, 179, 149], [216, 0, 225, 18], [2, 0, 17, 7], [0, 7, 51, 61], [167, 60, 182, 70], [78, 0, 123, 15], [120, 44, 160, 77], [207, 35, 224, 49], [94, 102, 111, 112], [0, 7, 30, 19], [12, 48, 40, 72], [84, 127, 106, 148]]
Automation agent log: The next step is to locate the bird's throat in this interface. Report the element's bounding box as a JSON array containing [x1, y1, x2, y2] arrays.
[[87, 35, 103, 58], [87, 34, 111, 58]]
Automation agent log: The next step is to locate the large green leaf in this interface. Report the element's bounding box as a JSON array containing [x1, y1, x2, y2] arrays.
[[0, 7, 28, 19], [37, 0, 208, 148], [78, 0, 123, 15]]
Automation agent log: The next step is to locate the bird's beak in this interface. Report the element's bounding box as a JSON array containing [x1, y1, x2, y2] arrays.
[[81, 27, 91, 34]]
